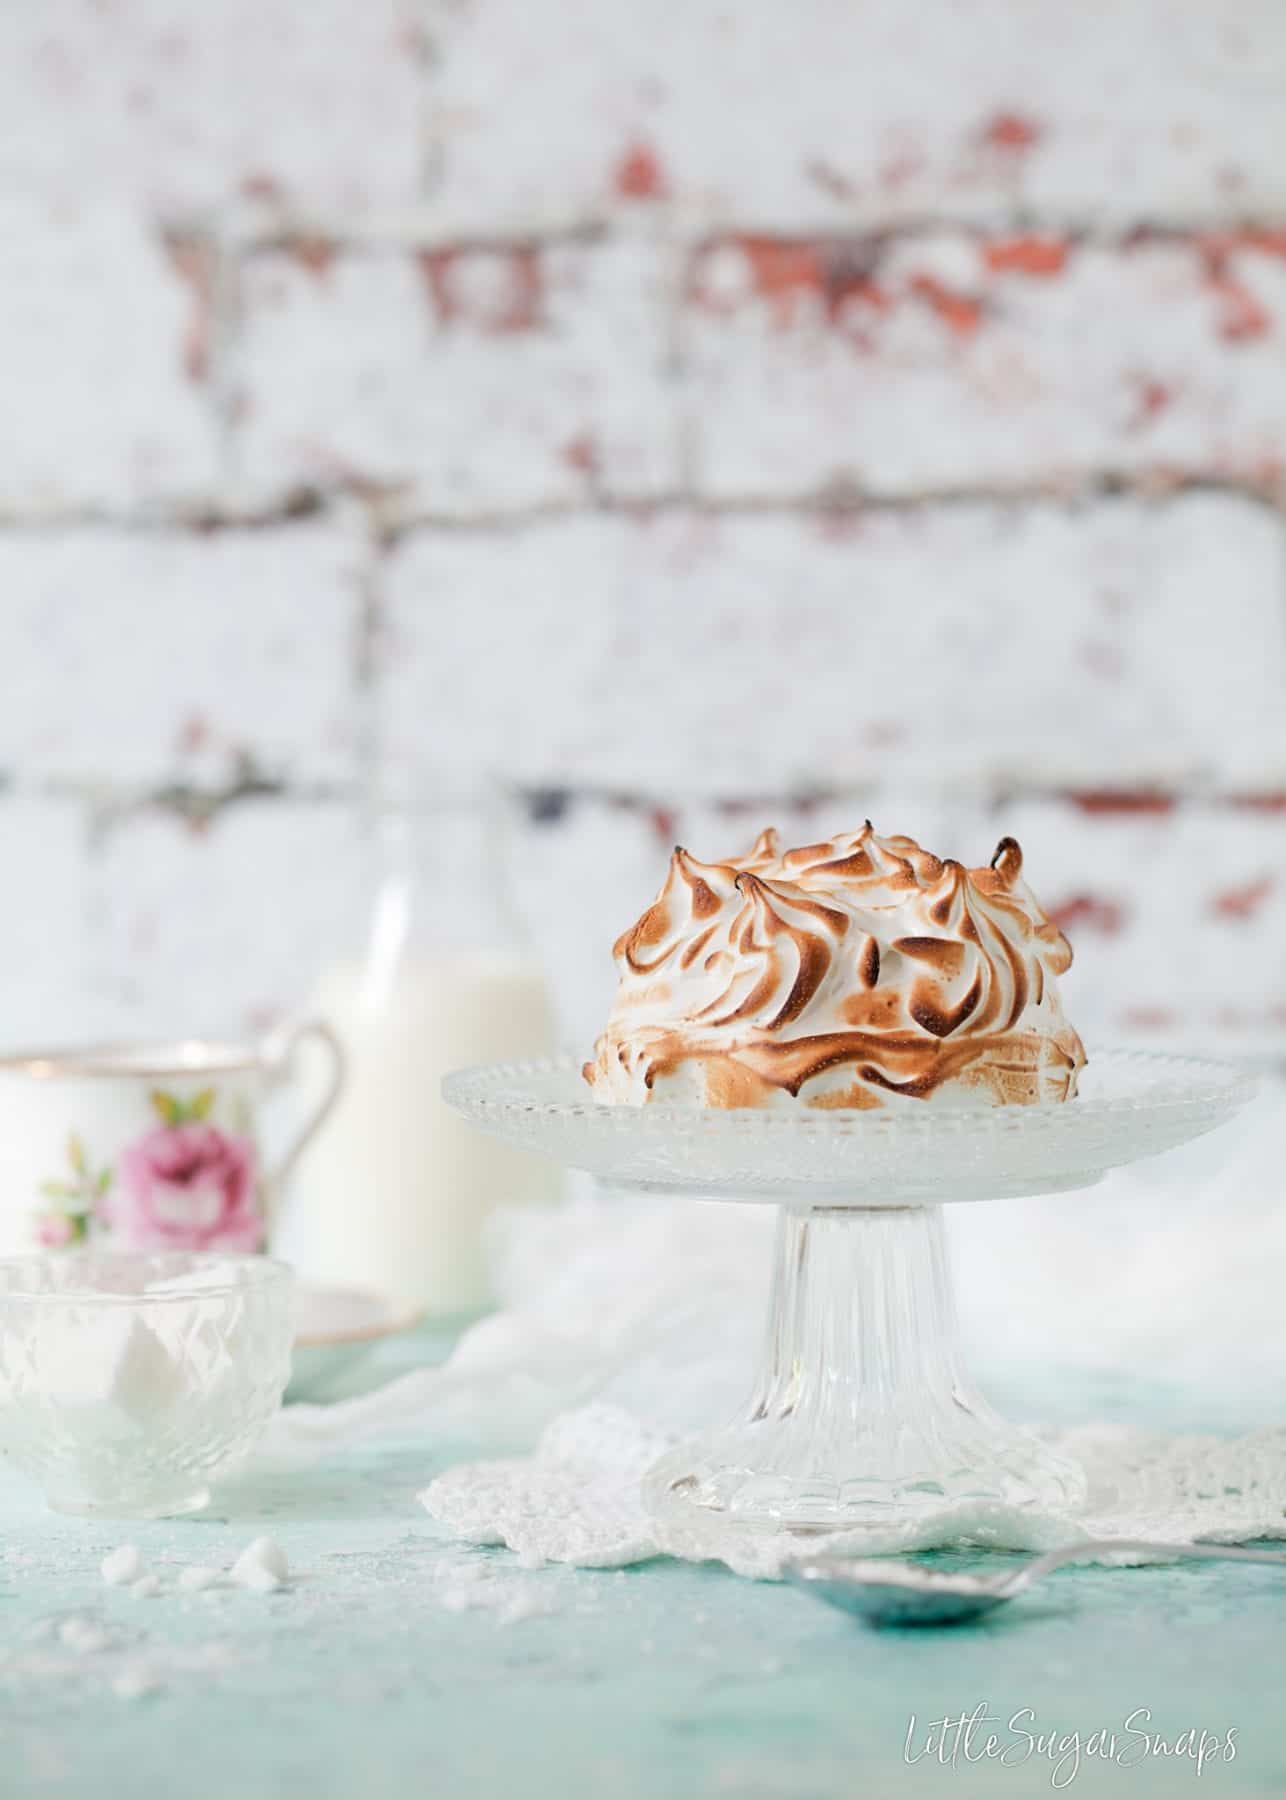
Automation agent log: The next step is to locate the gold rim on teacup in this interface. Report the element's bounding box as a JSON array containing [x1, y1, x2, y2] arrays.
[[0, 1041, 262, 1080]]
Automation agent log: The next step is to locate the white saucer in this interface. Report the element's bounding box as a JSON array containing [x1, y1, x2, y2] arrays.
[[288, 1284, 421, 1403]]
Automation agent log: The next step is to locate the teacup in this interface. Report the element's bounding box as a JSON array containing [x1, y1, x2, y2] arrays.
[[0, 1022, 344, 1258]]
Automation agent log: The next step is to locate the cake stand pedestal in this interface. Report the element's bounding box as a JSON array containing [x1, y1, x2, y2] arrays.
[[443, 1050, 1254, 1543], [645, 1202, 1085, 1533]]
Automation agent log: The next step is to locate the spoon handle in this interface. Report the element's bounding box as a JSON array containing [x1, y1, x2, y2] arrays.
[[1019, 1537, 1286, 1586]]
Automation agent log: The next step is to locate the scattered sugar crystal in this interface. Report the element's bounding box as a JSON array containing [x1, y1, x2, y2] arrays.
[[178, 1565, 221, 1592], [236, 1536, 289, 1579], [237, 1563, 281, 1593], [430, 1552, 554, 1624], [101, 1545, 143, 1586], [59, 1617, 109, 1654], [113, 1665, 161, 1700], [499, 1589, 547, 1623], [231, 1536, 289, 1589], [131, 1575, 162, 1598]]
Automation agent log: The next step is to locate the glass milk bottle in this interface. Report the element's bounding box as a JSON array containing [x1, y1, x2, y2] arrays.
[[285, 790, 559, 1317]]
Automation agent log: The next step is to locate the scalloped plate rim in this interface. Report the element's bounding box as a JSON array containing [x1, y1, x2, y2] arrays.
[[442, 1045, 1258, 1132]]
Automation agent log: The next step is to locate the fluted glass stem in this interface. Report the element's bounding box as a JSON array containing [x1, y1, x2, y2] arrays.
[[645, 1201, 1085, 1537], [750, 1207, 966, 1435]]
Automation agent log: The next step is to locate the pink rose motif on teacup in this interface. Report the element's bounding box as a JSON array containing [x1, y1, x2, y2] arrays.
[[111, 1088, 263, 1254], [35, 1212, 78, 1249]]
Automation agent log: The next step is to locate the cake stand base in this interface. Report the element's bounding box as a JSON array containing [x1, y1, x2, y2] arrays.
[[643, 1205, 1085, 1538]]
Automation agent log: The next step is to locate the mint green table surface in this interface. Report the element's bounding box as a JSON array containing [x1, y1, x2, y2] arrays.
[[3, 1328, 1283, 1800]]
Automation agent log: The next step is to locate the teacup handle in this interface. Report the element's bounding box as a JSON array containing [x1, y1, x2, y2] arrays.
[[258, 1018, 346, 1211]]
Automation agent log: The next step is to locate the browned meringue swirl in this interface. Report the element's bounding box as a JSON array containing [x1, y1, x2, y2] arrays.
[[584, 824, 1086, 1110]]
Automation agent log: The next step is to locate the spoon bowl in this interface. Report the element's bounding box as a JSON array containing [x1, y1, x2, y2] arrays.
[[785, 1538, 1286, 1629], [787, 1558, 1019, 1626]]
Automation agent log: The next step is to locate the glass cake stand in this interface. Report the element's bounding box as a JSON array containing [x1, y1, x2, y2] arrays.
[[442, 1050, 1255, 1544]]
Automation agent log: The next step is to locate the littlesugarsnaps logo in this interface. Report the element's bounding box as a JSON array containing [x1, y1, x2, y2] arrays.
[[903, 1705, 1238, 1788]]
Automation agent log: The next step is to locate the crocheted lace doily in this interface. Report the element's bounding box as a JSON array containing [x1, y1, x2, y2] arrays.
[[421, 1403, 1286, 1580]]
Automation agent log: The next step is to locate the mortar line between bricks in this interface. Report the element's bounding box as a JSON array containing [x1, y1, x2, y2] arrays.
[[376, 472, 1286, 536], [0, 469, 1283, 540], [412, 0, 447, 204], [0, 490, 326, 534], [176, 211, 1286, 259], [682, 215, 1286, 252], [350, 541, 389, 818], [34, 769, 355, 837], [22, 774, 1286, 833]]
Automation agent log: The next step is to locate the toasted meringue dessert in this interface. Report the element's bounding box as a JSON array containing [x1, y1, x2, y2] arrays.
[[584, 825, 1086, 1110]]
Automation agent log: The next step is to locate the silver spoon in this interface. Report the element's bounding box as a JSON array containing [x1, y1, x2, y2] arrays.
[[784, 1538, 1286, 1628]]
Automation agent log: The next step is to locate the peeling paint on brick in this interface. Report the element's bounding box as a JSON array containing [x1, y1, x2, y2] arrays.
[[691, 237, 893, 334], [561, 434, 600, 477], [416, 247, 545, 333], [614, 140, 669, 201], [1048, 893, 1129, 936], [1066, 791, 1178, 816], [909, 272, 984, 336], [983, 236, 1069, 277], [1125, 376, 1176, 432], [1122, 1006, 1178, 1031], [1228, 793, 1286, 814], [163, 237, 217, 384], [290, 237, 339, 280], [978, 111, 1043, 153], [1202, 255, 1273, 343], [1211, 875, 1276, 920]]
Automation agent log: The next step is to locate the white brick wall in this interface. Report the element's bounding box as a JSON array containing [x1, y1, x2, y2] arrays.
[[0, 520, 368, 783], [233, 239, 679, 510], [687, 234, 1286, 498], [0, 800, 91, 1046], [89, 800, 362, 1040], [424, 0, 1286, 229], [0, 0, 1283, 1054], [382, 495, 1286, 791], [0, 0, 426, 216], [0, 203, 222, 512]]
